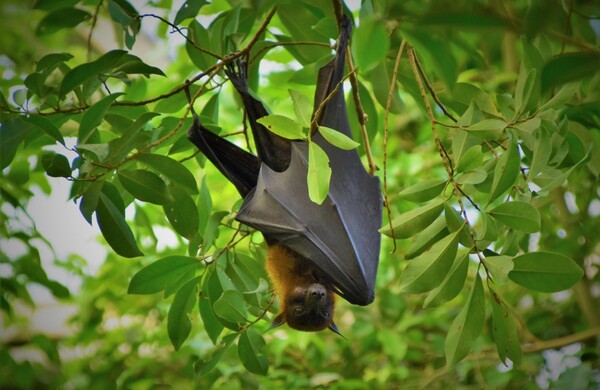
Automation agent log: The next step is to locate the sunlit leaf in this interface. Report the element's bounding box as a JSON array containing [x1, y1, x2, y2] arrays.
[[96, 193, 143, 258], [238, 328, 269, 375], [118, 169, 174, 205], [381, 198, 444, 239], [128, 256, 198, 294], [318, 126, 360, 150], [257, 115, 306, 140], [509, 252, 583, 292], [445, 273, 485, 368], [488, 201, 541, 233], [168, 277, 199, 350], [307, 142, 331, 205], [488, 139, 520, 204]]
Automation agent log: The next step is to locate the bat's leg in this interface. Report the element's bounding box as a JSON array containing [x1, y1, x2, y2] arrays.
[[225, 61, 292, 172], [187, 118, 260, 198]]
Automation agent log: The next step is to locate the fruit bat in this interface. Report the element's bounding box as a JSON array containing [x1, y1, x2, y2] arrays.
[[187, 15, 381, 332]]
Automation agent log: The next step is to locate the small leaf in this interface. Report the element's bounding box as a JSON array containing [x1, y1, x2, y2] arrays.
[[398, 179, 446, 203], [398, 230, 460, 293], [36, 7, 91, 35], [307, 142, 331, 205], [59, 50, 128, 97], [490, 289, 522, 366], [238, 328, 269, 375], [424, 249, 470, 307], [137, 153, 198, 194], [540, 82, 579, 110], [163, 187, 200, 240], [79, 180, 104, 225], [465, 119, 506, 139], [455, 169, 487, 185], [483, 255, 513, 284], [256, 115, 306, 140], [0, 119, 31, 170], [41, 152, 71, 178], [488, 201, 541, 233], [174, 0, 208, 25], [509, 252, 583, 292], [405, 217, 449, 259], [213, 290, 248, 324], [118, 169, 174, 205], [194, 334, 237, 376], [445, 274, 485, 368], [456, 145, 483, 173], [380, 199, 444, 238], [22, 115, 65, 145], [128, 255, 199, 295], [79, 93, 123, 143], [318, 126, 360, 150], [199, 280, 223, 344], [541, 52, 600, 93], [514, 68, 539, 116], [488, 140, 520, 204], [352, 18, 389, 72], [96, 193, 143, 258], [288, 89, 311, 127], [168, 277, 199, 350]]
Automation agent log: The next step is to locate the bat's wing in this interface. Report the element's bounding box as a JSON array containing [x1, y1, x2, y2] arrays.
[[225, 62, 292, 172], [187, 118, 260, 198], [236, 16, 382, 305]]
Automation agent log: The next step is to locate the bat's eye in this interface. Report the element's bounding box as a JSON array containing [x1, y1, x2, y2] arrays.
[[321, 311, 329, 318], [294, 308, 305, 316], [311, 271, 320, 281]]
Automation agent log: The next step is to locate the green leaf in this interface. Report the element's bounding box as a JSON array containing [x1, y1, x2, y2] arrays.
[[318, 126, 360, 150], [168, 277, 199, 350], [163, 187, 199, 240], [398, 230, 460, 293], [539, 82, 579, 110], [41, 152, 71, 178], [465, 119, 506, 139], [199, 279, 223, 344], [424, 249, 470, 307], [137, 153, 198, 194], [307, 142, 331, 205], [186, 20, 214, 70], [490, 289, 522, 366], [114, 54, 165, 76], [509, 252, 583, 292], [483, 255, 513, 284], [34, 0, 79, 11], [406, 217, 449, 259], [79, 180, 104, 224], [22, 115, 65, 145], [118, 169, 173, 205], [36, 7, 91, 35], [174, 0, 208, 25], [445, 273, 485, 368], [202, 211, 228, 253], [514, 68, 539, 116], [59, 50, 128, 97], [455, 169, 487, 185], [368, 61, 404, 114], [35, 52, 74, 72], [128, 256, 199, 294], [213, 290, 248, 325], [444, 203, 473, 248], [541, 53, 600, 94], [288, 89, 311, 127], [256, 115, 306, 140], [352, 18, 389, 72], [398, 179, 446, 203], [381, 199, 444, 239], [488, 140, 520, 204], [488, 201, 541, 233], [0, 119, 32, 170], [96, 193, 143, 258], [79, 93, 124, 143], [238, 328, 269, 375], [194, 334, 237, 376], [456, 145, 483, 173]]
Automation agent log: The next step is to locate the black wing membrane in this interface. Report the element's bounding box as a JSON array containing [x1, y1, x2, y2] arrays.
[[187, 116, 260, 198], [235, 16, 382, 305]]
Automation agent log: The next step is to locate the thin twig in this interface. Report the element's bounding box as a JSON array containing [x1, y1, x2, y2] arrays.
[[86, 1, 103, 62], [382, 41, 405, 252]]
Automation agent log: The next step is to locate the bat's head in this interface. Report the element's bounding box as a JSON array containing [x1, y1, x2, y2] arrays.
[[269, 282, 340, 333]]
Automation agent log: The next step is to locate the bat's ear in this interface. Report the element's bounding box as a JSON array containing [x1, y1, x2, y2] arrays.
[[328, 322, 346, 339], [265, 313, 286, 332]]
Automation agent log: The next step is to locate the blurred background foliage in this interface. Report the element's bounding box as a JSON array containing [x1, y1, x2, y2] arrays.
[[1, 0, 599, 388]]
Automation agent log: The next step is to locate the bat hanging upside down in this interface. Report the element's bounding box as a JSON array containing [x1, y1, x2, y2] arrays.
[[187, 15, 382, 333]]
